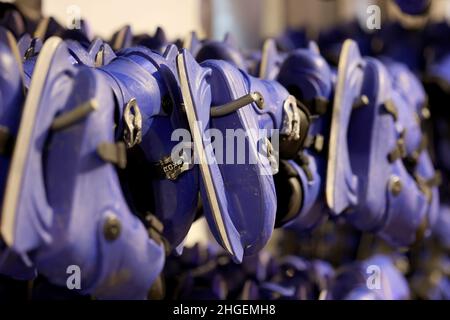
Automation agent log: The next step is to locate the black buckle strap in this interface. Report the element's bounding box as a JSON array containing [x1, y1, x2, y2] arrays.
[[97, 141, 127, 169], [0, 126, 15, 156]]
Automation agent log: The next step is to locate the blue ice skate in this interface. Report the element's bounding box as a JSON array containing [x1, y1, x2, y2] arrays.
[[0, 38, 164, 299], [101, 45, 200, 251], [176, 49, 302, 261]]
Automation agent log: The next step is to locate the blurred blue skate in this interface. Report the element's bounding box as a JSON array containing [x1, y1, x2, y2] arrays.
[[330, 254, 410, 300], [324, 40, 438, 246], [260, 40, 332, 230]]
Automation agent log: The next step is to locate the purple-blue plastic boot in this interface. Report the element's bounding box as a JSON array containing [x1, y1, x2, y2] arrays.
[[101, 45, 200, 251], [0, 26, 37, 281], [193, 37, 328, 231], [0, 38, 164, 299], [271, 42, 333, 230], [176, 49, 303, 262], [386, 61, 440, 238], [1, 31, 113, 282], [302, 40, 439, 246]]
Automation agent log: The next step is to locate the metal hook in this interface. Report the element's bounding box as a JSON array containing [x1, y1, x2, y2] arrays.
[[51, 99, 98, 131], [281, 95, 301, 140], [123, 98, 142, 148], [210, 91, 264, 117], [94, 45, 105, 67]]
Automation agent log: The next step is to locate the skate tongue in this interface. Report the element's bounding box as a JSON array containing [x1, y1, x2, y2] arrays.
[[326, 40, 361, 215], [176, 49, 244, 262]]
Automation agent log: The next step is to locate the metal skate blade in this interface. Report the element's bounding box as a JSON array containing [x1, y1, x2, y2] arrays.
[[176, 52, 237, 259], [1, 37, 63, 246], [259, 39, 277, 80], [325, 40, 362, 214]]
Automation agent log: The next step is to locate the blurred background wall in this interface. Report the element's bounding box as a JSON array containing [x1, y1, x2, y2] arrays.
[[6, 0, 450, 48], [42, 0, 205, 39]]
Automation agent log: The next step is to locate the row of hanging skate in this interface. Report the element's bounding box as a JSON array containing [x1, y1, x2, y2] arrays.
[[0, 1, 448, 300]]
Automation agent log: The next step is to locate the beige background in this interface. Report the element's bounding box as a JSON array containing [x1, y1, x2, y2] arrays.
[[42, 0, 205, 40]]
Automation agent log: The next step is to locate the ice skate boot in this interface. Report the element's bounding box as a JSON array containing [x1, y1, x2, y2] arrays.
[[176, 49, 303, 261], [1, 38, 164, 299]]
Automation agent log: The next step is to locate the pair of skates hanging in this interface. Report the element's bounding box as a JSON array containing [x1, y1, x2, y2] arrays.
[[191, 33, 439, 240], [0, 28, 297, 298], [0, 26, 439, 298]]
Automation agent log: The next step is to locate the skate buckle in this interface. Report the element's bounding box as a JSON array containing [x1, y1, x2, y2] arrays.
[[24, 39, 39, 61], [94, 45, 105, 67], [281, 95, 301, 140], [264, 137, 279, 175], [123, 98, 142, 148]]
